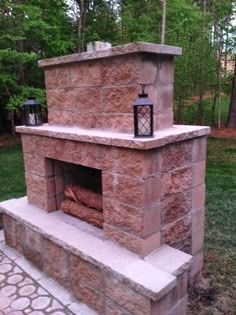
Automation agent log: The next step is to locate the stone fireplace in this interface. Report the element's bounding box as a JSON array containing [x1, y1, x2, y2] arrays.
[[0, 42, 210, 315]]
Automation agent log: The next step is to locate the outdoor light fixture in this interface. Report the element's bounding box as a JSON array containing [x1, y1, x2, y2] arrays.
[[133, 85, 153, 137], [22, 97, 43, 126]]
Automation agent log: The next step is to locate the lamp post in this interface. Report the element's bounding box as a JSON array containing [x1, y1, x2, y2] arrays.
[[133, 85, 153, 137], [22, 97, 43, 126]]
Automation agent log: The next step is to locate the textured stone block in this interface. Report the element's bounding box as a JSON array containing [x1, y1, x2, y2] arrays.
[[72, 280, 104, 314], [191, 250, 204, 278], [161, 166, 192, 197], [192, 137, 207, 162], [102, 55, 140, 86], [192, 207, 205, 234], [43, 238, 68, 267], [27, 192, 57, 212], [45, 66, 71, 89], [161, 141, 192, 173], [44, 256, 69, 288], [192, 184, 205, 211], [25, 228, 43, 251], [23, 244, 43, 270], [70, 62, 102, 87], [24, 153, 53, 177], [154, 111, 173, 130], [70, 254, 104, 291], [25, 172, 55, 197], [105, 298, 132, 315], [104, 274, 151, 315], [167, 295, 187, 315], [47, 87, 101, 113], [104, 223, 160, 256], [192, 160, 206, 187], [54, 175, 64, 196], [161, 215, 191, 246], [161, 191, 191, 225], [100, 113, 133, 133], [103, 172, 161, 208], [192, 227, 204, 255], [15, 222, 26, 253]]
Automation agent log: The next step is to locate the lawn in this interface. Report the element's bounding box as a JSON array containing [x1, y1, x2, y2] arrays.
[[0, 138, 235, 314], [0, 145, 26, 201]]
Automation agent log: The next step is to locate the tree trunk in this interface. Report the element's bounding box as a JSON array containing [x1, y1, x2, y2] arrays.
[[227, 61, 236, 127], [161, 0, 166, 44], [76, 0, 89, 52]]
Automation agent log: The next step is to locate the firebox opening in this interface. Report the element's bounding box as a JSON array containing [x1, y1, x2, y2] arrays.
[[52, 160, 103, 229]]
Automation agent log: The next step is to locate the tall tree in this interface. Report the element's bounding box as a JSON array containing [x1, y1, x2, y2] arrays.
[[227, 61, 236, 127]]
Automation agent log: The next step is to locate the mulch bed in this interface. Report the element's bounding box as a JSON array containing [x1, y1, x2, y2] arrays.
[[209, 127, 236, 139]]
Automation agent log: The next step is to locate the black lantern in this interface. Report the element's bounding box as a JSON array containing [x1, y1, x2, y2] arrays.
[[133, 85, 153, 137], [22, 97, 43, 126]]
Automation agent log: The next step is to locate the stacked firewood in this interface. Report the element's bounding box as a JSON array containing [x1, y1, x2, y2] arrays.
[[61, 184, 103, 228]]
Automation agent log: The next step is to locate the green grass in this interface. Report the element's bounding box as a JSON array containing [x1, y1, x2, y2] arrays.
[[174, 96, 230, 126], [0, 145, 26, 201]]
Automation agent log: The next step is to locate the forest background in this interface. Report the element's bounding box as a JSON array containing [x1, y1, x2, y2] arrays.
[[0, 0, 236, 134]]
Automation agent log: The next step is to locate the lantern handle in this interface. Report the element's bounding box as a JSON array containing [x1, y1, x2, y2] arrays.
[[140, 84, 146, 95]]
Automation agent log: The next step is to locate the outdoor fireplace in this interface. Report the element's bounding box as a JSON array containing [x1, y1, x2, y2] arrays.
[[1, 42, 210, 315]]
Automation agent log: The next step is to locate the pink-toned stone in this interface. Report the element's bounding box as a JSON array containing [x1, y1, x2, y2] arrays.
[[54, 175, 64, 196], [167, 295, 187, 315], [143, 203, 161, 237], [22, 245, 43, 271], [70, 254, 104, 291], [169, 271, 188, 306], [44, 66, 71, 89], [161, 215, 191, 246], [161, 141, 192, 172], [44, 256, 69, 288], [105, 299, 132, 315], [192, 160, 206, 187], [161, 191, 191, 225], [104, 274, 151, 315], [100, 113, 134, 133], [192, 137, 207, 162], [154, 111, 173, 130], [104, 223, 160, 256], [102, 86, 139, 113], [43, 238, 68, 267], [192, 227, 204, 255], [27, 192, 57, 211], [102, 55, 140, 86], [23, 154, 53, 177], [71, 280, 104, 314], [103, 172, 161, 209], [173, 236, 191, 255], [192, 184, 205, 211], [25, 173, 55, 198], [25, 229, 43, 251], [161, 166, 192, 197], [70, 62, 102, 87], [192, 207, 205, 234], [47, 87, 101, 113], [15, 223, 26, 253], [158, 58, 175, 85], [191, 250, 204, 278]]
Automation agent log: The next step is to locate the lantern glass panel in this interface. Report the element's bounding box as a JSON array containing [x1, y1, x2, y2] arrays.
[[137, 105, 152, 136]]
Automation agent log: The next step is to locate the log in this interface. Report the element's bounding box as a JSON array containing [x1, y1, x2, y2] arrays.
[[65, 184, 102, 211], [61, 200, 103, 228]]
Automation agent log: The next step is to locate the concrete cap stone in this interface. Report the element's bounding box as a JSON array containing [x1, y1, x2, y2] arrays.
[[38, 42, 182, 68]]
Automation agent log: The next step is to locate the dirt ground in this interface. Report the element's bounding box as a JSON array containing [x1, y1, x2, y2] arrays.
[[210, 127, 236, 139]]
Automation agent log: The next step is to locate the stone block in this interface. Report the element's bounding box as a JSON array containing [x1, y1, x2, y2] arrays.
[[25, 228, 43, 251], [44, 256, 69, 288], [27, 192, 57, 212], [101, 55, 140, 86], [161, 141, 192, 173], [70, 62, 102, 87], [161, 166, 192, 197], [104, 274, 151, 315], [191, 250, 204, 278], [47, 87, 101, 113], [192, 137, 207, 163], [105, 298, 132, 315], [192, 227, 204, 255], [173, 236, 191, 255], [166, 295, 187, 315], [54, 175, 64, 196], [15, 222, 26, 253], [158, 58, 175, 85], [70, 254, 104, 291], [103, 172, 161, 209], [45, 66, 71, 89], [23, 153, 53, 177], [104, 223, 160, 256], [25, 172, 55, 198], [100, 113, 133, 133], [161, 191, 191, 225], [168, 271, 188, 307], [192, 207, 205, 234], [43, 238, 68, 267], [154, 111, 173, 130], [72, 280, 104, 314], [22, 244, 43, 271], [161, 215, 191, 247], [192, 184, 205, 211], [192, 160, 206, 187], [102, 86, 139, 114]]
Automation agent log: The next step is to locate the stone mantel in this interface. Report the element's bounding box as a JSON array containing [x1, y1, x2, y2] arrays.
[[16, 124, 210, 150], [38, 42, 182, 68]]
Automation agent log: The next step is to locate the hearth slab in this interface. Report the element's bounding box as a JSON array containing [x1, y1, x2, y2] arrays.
[[0, 197, 192, 302]]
